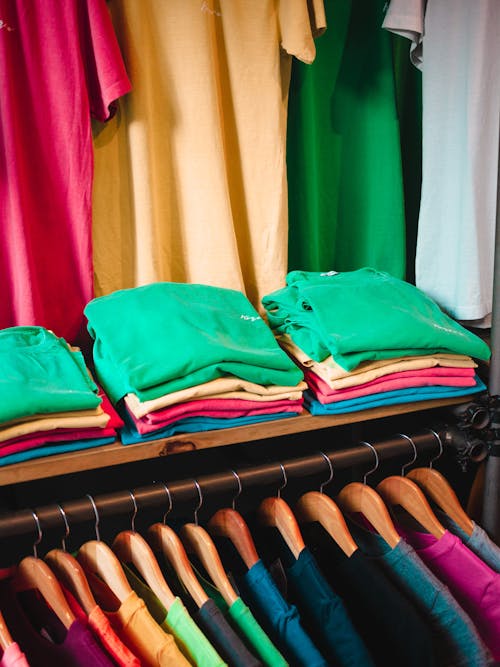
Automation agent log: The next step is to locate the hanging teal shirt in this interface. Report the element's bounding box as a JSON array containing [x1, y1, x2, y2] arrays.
[[287, 0, 406, 279], [237, 560, 328, 667], [262, 268, 491, 368], [85, 283, 303, 403], [0, 326, 101, 424]]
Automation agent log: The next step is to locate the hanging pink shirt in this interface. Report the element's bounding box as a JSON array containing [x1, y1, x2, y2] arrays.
[[398, 527, 500, 660], [0, 643, 29, 667], [0, 0, 131, 344], [305, 367, 477, 404]]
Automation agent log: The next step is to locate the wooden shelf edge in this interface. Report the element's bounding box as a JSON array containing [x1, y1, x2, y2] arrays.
[[0, 395, 476, 486]]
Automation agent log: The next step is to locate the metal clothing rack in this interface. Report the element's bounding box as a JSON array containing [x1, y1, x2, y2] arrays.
[[0, 429, 445, 551], [482, 141, 500, 541]]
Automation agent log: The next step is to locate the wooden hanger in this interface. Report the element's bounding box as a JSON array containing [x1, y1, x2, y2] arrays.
[[336, 482, 401, 548], [146, 481, 208, 609], [15, 557, 76, 630], [336, 440, 401, 549], [207, 471, 260, 570], [45, 504, 97, 615], [257, 497, 306, 561], [257, 463, 306, 560], [112, 530, 176, 610], [112, 490, 176, 611], [296, 492, 358, 557], [376, 433, 446, 539], [148, 523, 208, 608], [376, 476, 446, 539], [406, 429, 474, 536], [407, 467, 473, 535], [76, 494, 132, 604], [295, 452, 358, 557], [179, 480, 238, 607], [0, 610, 13, 651], [14, 511, 76, 630], [180, 523, 238, 606], [45, 549, 97, 615], [77, 540, 133, 603], [207, 509, 260, 570]]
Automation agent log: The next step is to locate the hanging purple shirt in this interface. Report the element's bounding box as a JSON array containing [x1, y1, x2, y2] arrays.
[[0, 580, 115, 667]]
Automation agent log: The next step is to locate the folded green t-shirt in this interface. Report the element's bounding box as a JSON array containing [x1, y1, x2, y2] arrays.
[[263, 268, 491, 370], [0, 326, 100, 424], [85, 283, 303, 402]]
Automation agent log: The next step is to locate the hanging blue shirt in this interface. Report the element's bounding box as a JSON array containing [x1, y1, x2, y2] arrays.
[[237, 560, 327, 667]]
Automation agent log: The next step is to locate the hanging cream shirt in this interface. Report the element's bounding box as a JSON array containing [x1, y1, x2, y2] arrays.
[[92, 0, 326, 310]]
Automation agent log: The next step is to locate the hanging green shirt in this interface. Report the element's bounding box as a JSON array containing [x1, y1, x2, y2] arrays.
[[123, 564, 227, 667], [199, 573, 288, 667], [85, 283, 303, 403], [287, 0, 406, 279], [0, 326, 101, 424], [262, 268, 491, 369]]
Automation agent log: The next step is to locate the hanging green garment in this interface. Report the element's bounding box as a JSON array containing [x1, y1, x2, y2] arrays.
[[287, 0, 406, 279]]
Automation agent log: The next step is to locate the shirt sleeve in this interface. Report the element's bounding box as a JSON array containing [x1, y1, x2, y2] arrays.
[[382, 0, 426, 68], [77, 0, 132, 122], [279, 0, 327, 64]]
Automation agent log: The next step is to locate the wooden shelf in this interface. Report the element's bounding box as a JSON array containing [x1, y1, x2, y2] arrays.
[[0, 395, 472, 486]]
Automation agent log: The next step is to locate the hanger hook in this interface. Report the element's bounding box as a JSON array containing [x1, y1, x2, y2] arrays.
[[319, 452, 334, 493], [231, 470, 242, 511], [277, 463, 287, 499], [193, 480, 203, 526], [128, 490, 138, 533], [56, 504, 70, 552], [155, 481, 173, 524], [398, 433, 417, 476], [31, 510, 42, 559], [426, 428, 443, 468], [86, 494, 101, 541], [360, 441, 379, 484]]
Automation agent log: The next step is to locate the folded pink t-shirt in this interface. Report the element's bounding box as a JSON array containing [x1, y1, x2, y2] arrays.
[[398, 526, 500, 660], [129, 397, 304, 434], [306, 367, 477, 404], [0, 390, 122, 457]]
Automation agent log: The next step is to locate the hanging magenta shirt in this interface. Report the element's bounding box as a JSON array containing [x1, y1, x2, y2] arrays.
[[398, 527, 500, 660], [0, 0, 131, 343]]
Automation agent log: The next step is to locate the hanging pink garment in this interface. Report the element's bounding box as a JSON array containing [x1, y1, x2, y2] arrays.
[[0, 0, 131, 343], [305, 367, 477, 404]]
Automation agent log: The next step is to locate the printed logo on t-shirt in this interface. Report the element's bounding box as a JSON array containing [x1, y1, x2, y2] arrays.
[[240, 314, 261, 322], [200, 1, 221, 16], [0, 19, 14, 31], [320, 271, 338, 277]]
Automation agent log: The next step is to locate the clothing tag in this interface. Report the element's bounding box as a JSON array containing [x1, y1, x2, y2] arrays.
[[319, 270, 338, 277]]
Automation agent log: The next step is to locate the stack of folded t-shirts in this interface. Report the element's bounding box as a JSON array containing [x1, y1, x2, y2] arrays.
[[0, 326, 122, 466], [262, 268, 490, 415], [84, 282, 306, 444]]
